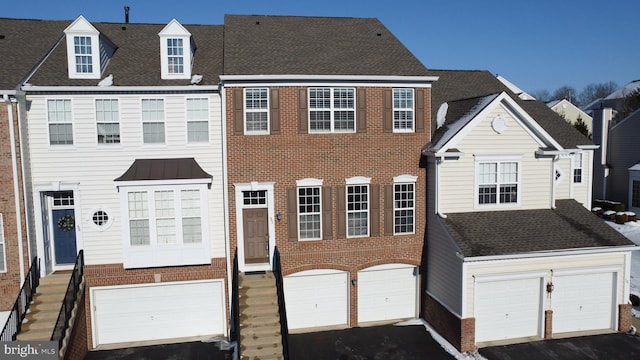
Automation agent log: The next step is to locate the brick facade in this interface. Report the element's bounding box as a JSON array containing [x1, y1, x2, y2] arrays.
[[618, 303, 632, 333], [81, 258, 227, 349], [0, 101, 29, 310], [544, 309, 553, 339], [226, 85, 431, 327], [64, 288, 88, 360]]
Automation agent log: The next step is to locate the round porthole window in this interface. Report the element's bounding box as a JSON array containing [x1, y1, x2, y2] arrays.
[[89, 208, 113, 231]]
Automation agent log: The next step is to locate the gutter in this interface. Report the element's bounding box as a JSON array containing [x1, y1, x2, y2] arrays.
[[458, 245, 639, 262], [3, 94, 25, 280], [21, 85, 221, 93]]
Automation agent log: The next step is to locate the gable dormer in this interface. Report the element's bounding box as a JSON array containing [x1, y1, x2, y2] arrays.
[[64, 16, 114, 79], [158, 19, 194, 80]]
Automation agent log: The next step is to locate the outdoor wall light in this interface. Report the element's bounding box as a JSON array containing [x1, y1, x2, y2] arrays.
[[276, 212, 282, 221], [351, 279, 357, 286], [546, 281, 554, 293]]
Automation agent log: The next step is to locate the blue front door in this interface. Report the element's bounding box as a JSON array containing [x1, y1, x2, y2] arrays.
[[52, 208, 77, 264]]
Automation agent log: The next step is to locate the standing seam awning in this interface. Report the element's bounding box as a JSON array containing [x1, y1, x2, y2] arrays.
[[114, 158, 212, 184]]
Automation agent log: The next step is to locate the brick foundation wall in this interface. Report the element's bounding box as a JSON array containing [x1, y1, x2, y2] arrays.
[[423, 293, 465, 351], [226, 85, 431, 327], [618, 303, 632, 333], [544, 309, 553, 339], [82, 258, 227, 350], [64, 288, 87, 360]]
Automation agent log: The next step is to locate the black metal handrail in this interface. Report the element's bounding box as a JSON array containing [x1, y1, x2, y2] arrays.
[[0, 256, 40, 341], [230, 249, 241, 357], [272, 247, 290, 360], [50, 250, 84, 349]]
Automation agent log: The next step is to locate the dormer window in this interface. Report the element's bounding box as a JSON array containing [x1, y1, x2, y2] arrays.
[[159, 19, 193, 80], [64, 16, 114, 80], [74, 36, 93, 73]]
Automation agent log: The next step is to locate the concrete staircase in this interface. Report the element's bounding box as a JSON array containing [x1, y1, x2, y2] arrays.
[[16, 272, 69, 341], [239, 272, 284, 360]]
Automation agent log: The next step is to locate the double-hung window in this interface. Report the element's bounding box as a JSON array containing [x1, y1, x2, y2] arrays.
[[393, 175, 416, 234], [297, 179, 322, 240], [477, 160, 519, 205], [245, 88, 269, 134], [47, 99, 73, 145], [167, 38, 184, 74], [573, 153, 583, 184], [142, 99, 165, 144], [346, 177, 370, 237], [393, 88, 414, 132], [309, 87, 355, 133], [186, 98, 209, 142], [96, 99, 120, 144], [74, 36, 93, 74]]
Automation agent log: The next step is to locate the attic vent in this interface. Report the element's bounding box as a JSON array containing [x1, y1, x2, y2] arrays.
[[0, 35, 5, 40], [255, 21, 260, 25], [376, 33, 382, 36]]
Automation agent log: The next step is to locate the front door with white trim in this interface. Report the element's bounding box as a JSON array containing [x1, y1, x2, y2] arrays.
[[234, 183, 275, 272]]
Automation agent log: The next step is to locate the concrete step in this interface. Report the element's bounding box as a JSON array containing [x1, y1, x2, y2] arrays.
[[240, 313, 280, 328], [240, 284, 277, 297], [239, 272, 275, 286], [241, 332, 283, 347], [39, 273, 72, 286], [241, 322, 281, 338], [241, 342, 283, 360], [16, 328, 53, 341], [30, 299, 63, 312], [241, 303, 280, 317], [239, 293, 278, 307]]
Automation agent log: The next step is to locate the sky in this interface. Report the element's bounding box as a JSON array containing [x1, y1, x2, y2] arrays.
[[2, 0, 638, 95]]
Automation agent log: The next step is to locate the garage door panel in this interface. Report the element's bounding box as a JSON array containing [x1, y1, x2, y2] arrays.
[[358, 266, 418, 323], [284, 271, 348, 330], [93, 281, 225, 346], [552, 273, 614, 333], [475, 277, 542, 343]]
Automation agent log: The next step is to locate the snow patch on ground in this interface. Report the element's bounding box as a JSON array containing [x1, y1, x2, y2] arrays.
[[395, 319, 487, 360], [605, 220, 640, 317]]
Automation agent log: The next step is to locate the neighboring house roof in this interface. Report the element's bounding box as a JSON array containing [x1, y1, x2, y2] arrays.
[[0, 18, 69, 89], [223, 14, 429, 76], [114, 158, 213, 182], [443, 199, 634, 258], [604, 80, 640, 100], [496, 75, 535, 100], [425, 69, 592, 150], [26, 20, 223, 86]]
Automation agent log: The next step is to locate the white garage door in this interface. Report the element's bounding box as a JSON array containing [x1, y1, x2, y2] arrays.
[[475, 276, 543, 343], [92, 280, 225, 346], [357, 264, 418, 323], [284, 270, 348, 330], [552, 272, 615, 334]]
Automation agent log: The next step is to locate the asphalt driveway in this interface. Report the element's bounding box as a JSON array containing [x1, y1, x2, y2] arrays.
[[289, 323, 456, 360], [480, 333, 640, 359], [84, 340, 231, 360]]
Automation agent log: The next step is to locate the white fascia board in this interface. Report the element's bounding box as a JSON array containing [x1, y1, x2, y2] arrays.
[[220, 74, 438, 87], [499, 96, 565, 150], [115, 178, 212, 189], [461, 245, 638, 262], [577, 144, 599, 150], [21, 85, 220, 93]]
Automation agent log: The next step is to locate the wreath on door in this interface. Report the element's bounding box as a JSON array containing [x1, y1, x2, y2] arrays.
[[57, 215, 75, 231]]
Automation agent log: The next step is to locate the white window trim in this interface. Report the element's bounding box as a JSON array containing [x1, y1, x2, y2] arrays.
[[234, 182, 275, 273], [141, 98, 166, 145], [346, 176, 370, 238], [185, 97, 210, 144], [46, 98, 75, 147], [87, 207, 114, 232], [474, 156, 521, 209], [572, 152, 584, 185], [244, 88, 270, 135], [120, 183, 210, 269], [159, 19, 192, 80], [308, 87, 356, 134], [95, 98, 121, 146], [296, 179, 324, 241], [393, 88, 415, 133], [64, 30, 100, 79], [0, 214, 6, 273], [393, 175, 417, 235], [296, 178, 323, 187]]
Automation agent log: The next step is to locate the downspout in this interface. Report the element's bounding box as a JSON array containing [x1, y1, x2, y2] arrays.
[[220, 83, 233, 335], [551, 155, 559, 209], [15, 91, 34, 267], [4, 94, 25, 280], [435, 157, 446, 218]]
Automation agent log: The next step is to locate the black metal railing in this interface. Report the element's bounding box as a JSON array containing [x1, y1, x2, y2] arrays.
[[272, 247, 290, 360], [0, 256, 40, 341], [50, 250, 84, 349], [230, 249, 241, 357]]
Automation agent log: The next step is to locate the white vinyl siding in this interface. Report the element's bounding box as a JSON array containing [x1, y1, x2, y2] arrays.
[[95, 99, 120, 144], [186, 98, 209, 143], [25, 94, 225, 266], [47, 99, 73, 145], [438, 106, 552, 213], [244, 88, 269, 134], [309, 87, 355, 133]]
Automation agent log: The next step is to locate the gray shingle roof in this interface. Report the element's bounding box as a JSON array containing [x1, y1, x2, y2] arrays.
[[425, 69, 592, 150], [26, 21, 223, 86], [0, 18, 68, 89], [442, 199, 634, 258], [114, 158, 212, 182], [223, 14, 429, 76]]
